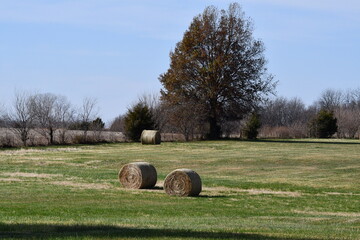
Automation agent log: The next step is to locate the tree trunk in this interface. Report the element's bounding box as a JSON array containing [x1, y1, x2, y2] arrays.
[[49, 127, 54, 145], [208, 117, 221, 139]]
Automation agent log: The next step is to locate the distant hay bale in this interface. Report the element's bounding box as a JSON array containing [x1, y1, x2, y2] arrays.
[[118, 162, 157, 189], [141, 130, 161, 145], [164, 169, 202, 196]]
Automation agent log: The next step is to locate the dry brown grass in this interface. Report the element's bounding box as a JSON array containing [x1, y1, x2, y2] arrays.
[[294, 210, 360, 217], [50, 181, 112, 190], [1, 172, 63, 178]]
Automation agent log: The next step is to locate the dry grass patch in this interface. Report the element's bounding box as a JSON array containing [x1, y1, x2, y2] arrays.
[[1, 172, 63, 178], [0, 178, 22, 182], [294, 210, 360, 217], [203, 186, 302, 197], [1, 147, 80, 156], [50, 181, 112, 190]]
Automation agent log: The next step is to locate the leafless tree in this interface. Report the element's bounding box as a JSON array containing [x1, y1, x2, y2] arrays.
[[138, 93, 168, 132], [28, 93, 75, 145], [0, 102, 4, 114], [261, 97, 307, 127], [9, 91, 35, 146], [30, 93, 74, 144], [30, 93, 58, 144], [110, 115, 125, 132], [333, 88, 360, 138], [318, 89, 343, 111], [0, 102, 6, 127], [260, 97, 312, 138], [221, 120, 242, 138], [164, 100, 206, 141], [344, 88, 360, 108], [335, 108, 360, 138], [78, 97, 98, 141], [54, 95, 75, 144]]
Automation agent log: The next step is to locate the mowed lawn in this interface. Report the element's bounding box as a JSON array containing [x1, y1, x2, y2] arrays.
[[0, 139, 359, 240]]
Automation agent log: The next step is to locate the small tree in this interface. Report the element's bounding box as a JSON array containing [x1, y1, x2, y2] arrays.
[[29, 93, 58, 145], [9, 91, 35, 146], [78, 97, 98, 142], [243, 113, 261, 140], [29, 93, 75, 145], [91, 118, 105, 130], [310, 110, 338, 138], [90, 117, 105, 142], [124, 103, 155, 142], [54, 96, 75, 144]]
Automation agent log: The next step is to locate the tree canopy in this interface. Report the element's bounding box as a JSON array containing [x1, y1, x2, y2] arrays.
[[159, 3, 275, 139]]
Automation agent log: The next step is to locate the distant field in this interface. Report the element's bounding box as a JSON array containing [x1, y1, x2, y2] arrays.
[[0, 139, 359, 239]]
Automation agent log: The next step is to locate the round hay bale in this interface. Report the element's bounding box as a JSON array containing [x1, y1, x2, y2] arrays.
[[141, 130, 161, 145], [164, 169, 202, 196], [118, 162, 157, 189]]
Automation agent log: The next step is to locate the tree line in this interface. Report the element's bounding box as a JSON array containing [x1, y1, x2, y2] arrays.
[[1, 87, 358, 148], [109, 88, 360, 142], [260, 88, 360, 139], [0, 91, 108, 147]]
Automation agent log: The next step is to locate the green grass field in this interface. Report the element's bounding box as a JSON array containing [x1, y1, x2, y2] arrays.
[[0, 139, 359, 239]]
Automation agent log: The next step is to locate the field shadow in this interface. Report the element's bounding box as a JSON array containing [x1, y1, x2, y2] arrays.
[[256, 139, 360, 145], [0, 223, 321, 240]]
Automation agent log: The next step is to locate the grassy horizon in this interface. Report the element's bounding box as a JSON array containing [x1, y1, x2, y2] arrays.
[[0, 139, 359, 239]]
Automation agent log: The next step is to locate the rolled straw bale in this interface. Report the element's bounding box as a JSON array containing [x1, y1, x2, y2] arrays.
[[141, 130, 161, 145], [118, 162, 157, 189], [164, 169, 202, 196]]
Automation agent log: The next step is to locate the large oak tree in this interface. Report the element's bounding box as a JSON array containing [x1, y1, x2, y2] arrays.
[[159, 3, 275, 139]]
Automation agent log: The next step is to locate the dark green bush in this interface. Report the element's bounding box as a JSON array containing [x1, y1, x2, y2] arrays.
[[243, 113, 261, 140], [309, 110, 338, 138], [124, 103, 155, 142]]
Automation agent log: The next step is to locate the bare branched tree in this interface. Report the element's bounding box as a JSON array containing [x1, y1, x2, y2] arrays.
[[164, 99, 206, 141], [0, 102, 6, 127], [78, 97, 98, 141], [333, 88, 360, 138], [9, 91, 35, 146], [30, 93, 58, 144], [28, 93, 75, 145], [335, 108, 360, 138], [318, 89, 343, 111], [138, 93, 167, 131], [261, 97, 307, 127], [110, 115, 125, 132], [54, 95, 75, 144]]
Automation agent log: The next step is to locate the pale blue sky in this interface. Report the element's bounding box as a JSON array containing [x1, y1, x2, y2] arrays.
[[1, 0, 359, 122]]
